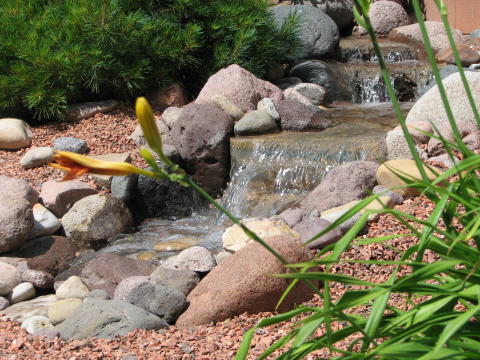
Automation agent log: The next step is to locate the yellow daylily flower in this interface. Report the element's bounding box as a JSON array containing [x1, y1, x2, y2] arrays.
[[135, 97, 163, 156], [50, 151, 157, 181]]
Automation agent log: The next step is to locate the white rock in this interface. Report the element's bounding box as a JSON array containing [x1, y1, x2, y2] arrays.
[[21, 315, 53, 335], [0, 118, 33, 150], [257, 98, 280, 122], [161, 107, 183, 128], [20, 147, 54, 169], [28, 204, 61, 239], [161, 246, 216, 273], [293, 83, 327, 105], [56, 276, 90, 300], [0, 261, 20, 296], [9, 282, 36, 304], [0, 294, 57, 322]]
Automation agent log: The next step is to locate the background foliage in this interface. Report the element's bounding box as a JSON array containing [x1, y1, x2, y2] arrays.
[[0, 0, 299, 122]]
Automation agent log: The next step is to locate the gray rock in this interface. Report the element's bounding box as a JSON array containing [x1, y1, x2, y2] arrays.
[[55, 298, 168, 340], [471, 29, 480, 39], [0, 297, 9, 311], [0, 261, 20, 296], [275, 100, 331, 131], [48, 298, 83, 325], [234, 110, 278, 136], [293, 83, 327, 105], [160, 107, 183, 129], [111, 174, 138, 205], [9, 282, 36, 304], [290, 60, 351, 102], [271, 5, 339, 60], [421, 65, 475, 95], [88, 153, 132, 188], [29, 203, 61, 239], [0, 294, 57, 322], [257, 98, 280, 122], [302, 0, 354, 30], [214, 251, 232, 265], [20, 147, 54, 169], [62, 194, 133, 249], [293, 217, 342, 249], [65, 100, 119, 122], [53, 137, 88, 154], [161, 246, 216, 273], [273, 77, 303, 90], [150, 267, 200, 296], [207, 95, 244, 122], [21, 316, 53, 335], [0, 193, 34, 253], [283, 88, 314, 106], [0, 175, 38, 206], [372, 185, 405, 205], [86, 289, 110, 300], [428, 154, 460, 169]]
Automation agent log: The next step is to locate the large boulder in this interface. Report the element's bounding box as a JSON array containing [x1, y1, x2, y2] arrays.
[[289, 60, 351, 102], [406, 72, 480, 131], [368, 1, 410, 35], [0, 193, 34, 253], [196, 64, 283, 113], [55, 298, 168, 340], [175, 235, 315, 329], [0, 176, 38, 205], [271, 5, 339, 59], [275, 100, 331, 131], [170, 103, 234, 197], [302, 0, 354, 30], [40, 180, 97, 218], [0, 118, 33, 149], [62, 194, 133, 249], [388, 21, 464, 53]]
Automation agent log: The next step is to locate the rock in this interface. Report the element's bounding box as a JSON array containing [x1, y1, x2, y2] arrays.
[[56, 276, 90, 300], [376, 159, 444, 197], [62, 194, 133, 249], [293, 83, 327, 105], [40, 180, 97, 218], [273, 76, 303, 90], [275, 100, 330, 131], [0, 118, 33, 149], [321, 196, 394, 225], [293, 217, 342, 249], [161, 246, 216, 273], [21, 316, 53, 335], [112, 275, 149, 301], [130, 118, 173, 148], [10, 235, 78, 283], [207, 95, 244, 122], [0, 193, 34, 253], [28, 204, 61, 239], [368, 1, 410, 35], [283, 161, 380, 227], [257, 98, 280, 122], [0, 262, 21, 296], [9, 282, 35, 304], [471, 29, 480, 39], [88, 153, 132, 187], [114, 277, 186, 323], [436, 44, 480, 67], [65, 100, 119, 121], [195, 64, 283, 112], [271, 5, 339, 59], [266, 62, 286, 82], [170, 103, 234, 197], [0, 294, 57, 322], [154, 238, 200, 252], [48, 298, 83, 325], [86, 289, 109, 300], [222, 217, 300, 253], [111, 174, 138, 205], [234, 110, 278, 136], [175, 235, 315, 329], [289, 60, 351, 102], [283, 88, 314, 106], [20, 147, 54, 169], [463, 131, 480, 151], [428, 154, 460, 169], [53, 137, 88, 154], [372, 185, 405, 205], [150, 267, 200, 296], [80, 253, 156, 297], [406, 72, 480, 130], [160, 106, 183, 129], [55, 298, 168, 340], [388, 21, 464, 53], [214, 251, 232, 265], [21, 268, 54, 289], [304, 0, 354, 30], [146, 83, 186, 110], [0, 297, 9, 311], [385, 125, 432, 160], [0, 176, 38, 206]]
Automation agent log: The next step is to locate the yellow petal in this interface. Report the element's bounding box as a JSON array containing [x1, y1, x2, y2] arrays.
[[135, 97, 163, 156]]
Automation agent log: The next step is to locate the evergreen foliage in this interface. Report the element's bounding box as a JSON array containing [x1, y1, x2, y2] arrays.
[[0, 0, 299, 122]]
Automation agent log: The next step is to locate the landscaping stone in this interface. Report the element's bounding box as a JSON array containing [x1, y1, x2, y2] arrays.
[[160, 106, 183, 129], [273, 76, 302, 90], [40, 180, 97, 218], [161, 246, 216, 273], [207, 95, 244, 122], [376, 159, 444, 197], [114, 277, 186, 324], [373, 185, 405, 205], [0, 261, 21, 296], [428, 154, 460, 169], [130, 118, 173, 147], [86, 289, 109, 300], [195, 64, 283, 112], [406, 72, 480, 130], [88, 153, 132, 187], [20, 147, 54, 168], [292, 217, 342, 249], [214, 251, 231, 265], [80, 253, 156, 297], [222, 217, 299, 253], [55, 298, 168, 340], [146, 83, 186, 110], [0, 175, 38, 206], [321, 196, 394, 225], [56, 276, 90, 300], [170, 103, 234, 197], [234, 110, 277, 136], [153, 238, 200, 252], [62, 194, 133, 249], [9, 282, 35, 304], [111, 174, 138, 205], [53, 137, 88, 154], [293, 83, 326, 105], [0, 295, 57, 322], [275, 100, 330, 131], [436, 44, 480, 67], [289, 60, 351, 102], [305, 0, 354, 30], [48, 298, 83, 325], [28, 203, 61, 239], [368, 1, 410, 35], [0, 118, 33, 149], [0, 193, 34, 253], [0, 297, 9, 311], [385, 124, 432, 160], [271, 5, 339, 59], [175, 235, 315, 329], [65, 100, 119, 121], [150, 267, 200, 296], [21, 316, 53, 335], [283, 87, 314, 106], [257, 98, 280, 122]]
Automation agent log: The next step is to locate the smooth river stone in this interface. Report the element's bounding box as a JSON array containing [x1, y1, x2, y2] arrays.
[[154, 238, 201, 252]]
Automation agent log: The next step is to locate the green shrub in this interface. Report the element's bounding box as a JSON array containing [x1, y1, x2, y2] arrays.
[[0, 0, 299, 122]]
